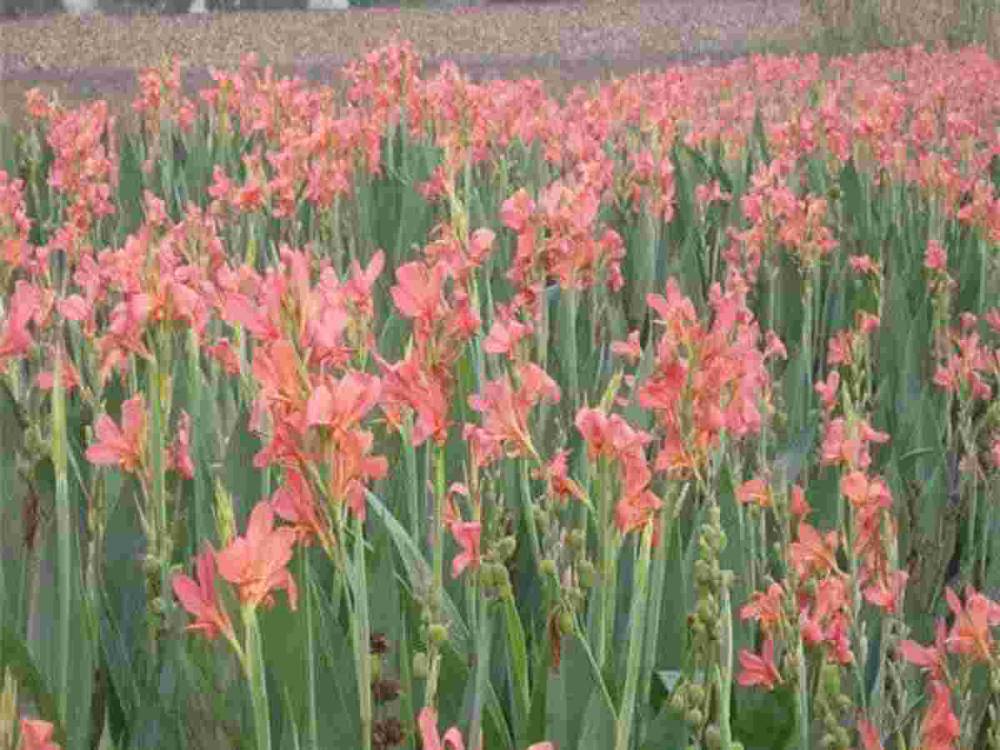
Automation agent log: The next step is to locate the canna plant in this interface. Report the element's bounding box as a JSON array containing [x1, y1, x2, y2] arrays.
[[0, 38, 998, 750]]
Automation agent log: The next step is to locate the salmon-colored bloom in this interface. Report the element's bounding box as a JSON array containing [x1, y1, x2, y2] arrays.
[[857, 717, 884, 750], [19, 719, 60, 750], [167, 411, 195, 480], [737, 637, 781, 690], [944, 586, 1000, 663], [216, 502, 298, 612], [924, 240, 948, 272], [85, 395, 147, 474], [270, 470, 325, 545], [918, 681, 960, 750], [450, 521, 481, 579], [899, 620, 948, 682], [306, 371, 382, 441], [788, 522, 839, 580], [740, 582, 785, 633], [417, 707, 465, 750], [736, 477, 772, 508], [172, 546, 236, 643]]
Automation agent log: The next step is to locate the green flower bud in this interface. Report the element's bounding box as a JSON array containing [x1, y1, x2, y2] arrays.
[[540, 559, 557, 578], [820, 663, 841, 696], [428, 623, 448, 645], [833, 727, 850, 749], [683, 709, 703, 727], [578, 560, 596, 588], [688, 683, 705, 705], [704, 724, 722, 750], [566, 529, 586, 553], [412, 652, 429, 680], [495, 536, 517, 561], [558, 610, 574, 636]]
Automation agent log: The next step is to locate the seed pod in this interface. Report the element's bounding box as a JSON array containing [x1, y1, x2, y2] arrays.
[[495, 536, 517, 561], [558, 610, 574, 636], [704, 724, 722, 750], [683, 708, 703, 727], [428, 623, 448, 645], [412, 652, 429, 679], [540, 559, 557, 577], [578, 560, 596, 588]]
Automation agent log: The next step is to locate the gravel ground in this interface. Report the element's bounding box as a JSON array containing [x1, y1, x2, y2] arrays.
[[0, 0, 803, 127]]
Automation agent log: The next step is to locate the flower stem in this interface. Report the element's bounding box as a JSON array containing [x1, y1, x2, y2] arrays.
[[242, 606, 272, 750], [614, 522, 653, 750]]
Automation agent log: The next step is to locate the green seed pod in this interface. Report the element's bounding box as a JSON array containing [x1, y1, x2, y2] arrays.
[[820, 734, 836, 750], [558, 610, 574, 636], [566, 529, 586, 553], [143, 555, 161, 577], [688, 683, 705, 705], [578, 560, 596, 588], [834, 727, 850, 749], [540, 558, 557, 578], [412, 652, 429, 680], [707, 505, 721, 526], [669, 687, 687, 713], [835, 694, 853, 712], [495, 536, 517, 561], [428, 623, 448, 645], [683, 709, 703, 727], [820, 663, 841, 696], [704, 724, 722, 750], [533, 507, 550, 535]]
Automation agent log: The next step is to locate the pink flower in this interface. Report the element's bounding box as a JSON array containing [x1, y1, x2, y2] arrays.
[[417, 707, 465, 750], [737, 637, 781, 690], [19, 719, 60, 750], [85, 395, 147, 474], [924, 240, 948, 272], [450, 521, 481, 579], [216, 502, 298, 612], [172, 546, 236, 643]]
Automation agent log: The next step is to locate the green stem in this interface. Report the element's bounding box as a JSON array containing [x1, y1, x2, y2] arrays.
[[469, 591, 492, 750], [502, 593, 531, 747], [243, 606, 272, 750], [614, 523, 654, 750], [718, 585, 734, 750], [351, 516, 373, 750], [51, 350, 71, 726]]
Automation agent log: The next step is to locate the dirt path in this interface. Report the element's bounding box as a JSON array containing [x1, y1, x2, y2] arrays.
[[1, 1, 802, 126]]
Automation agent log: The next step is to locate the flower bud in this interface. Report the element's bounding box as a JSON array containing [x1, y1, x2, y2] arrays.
[[566, 529, 586, 553], [412, 652, 429, 679], [704, 724, 722, 750], [495, 536, 517, 561], [540, 559, 557, 578], [683, 708, 703, 727], [558, 610, 574, 636], [578, 560, 596, 588], [533, 507, 550, 534], [428, 623, 448, 645]]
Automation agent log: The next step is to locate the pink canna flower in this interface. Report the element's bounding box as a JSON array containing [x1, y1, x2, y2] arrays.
[[19, 719, 60, 750], [450, 521, 481, 579], [85, 395, 147, 474], [417, 707, 466, 750], [899, 619, 948, 682], [306, 371, 382, 441], [943, 586, 1000, 663], [167, 411, 195, 480], [172, 546, 236, 643], [737, 637, 781, 690], [857, 717, 884, 750], [918, 681, 960, 750], [216, 502, 298, 612], [924, 240, 948, 273]]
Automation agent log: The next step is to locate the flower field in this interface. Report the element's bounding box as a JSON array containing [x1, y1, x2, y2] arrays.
[[0, 40, 999, 750]]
